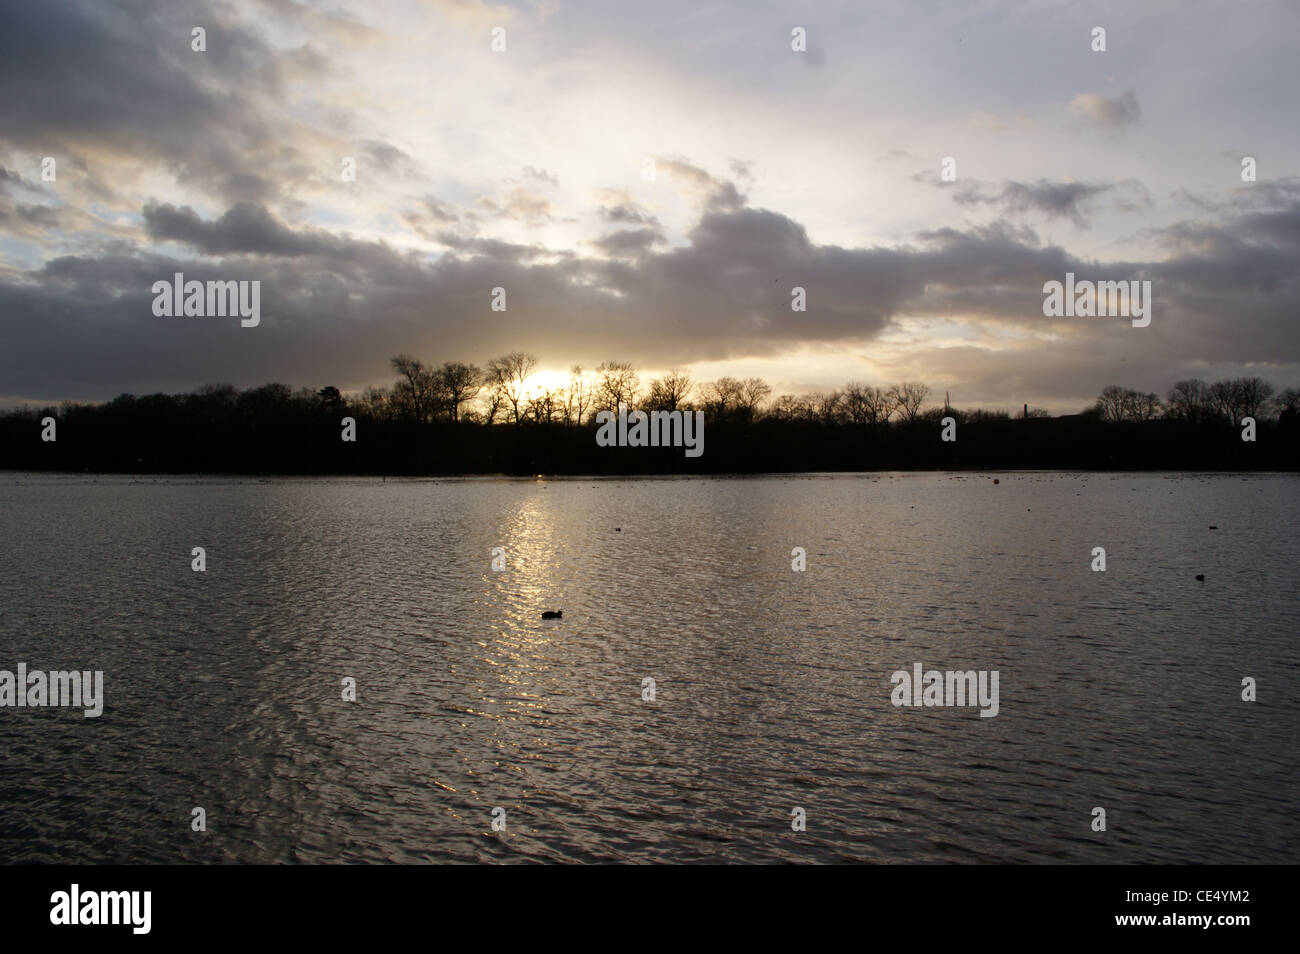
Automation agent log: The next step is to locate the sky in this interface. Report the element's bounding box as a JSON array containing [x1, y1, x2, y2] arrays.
[[1, 0, 1298, 413]]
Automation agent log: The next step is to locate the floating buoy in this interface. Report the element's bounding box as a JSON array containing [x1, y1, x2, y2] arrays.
[[993, 478, 1000, 485]]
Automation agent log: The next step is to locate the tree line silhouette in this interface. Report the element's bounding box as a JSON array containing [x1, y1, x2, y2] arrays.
[[2, 354, 1296, 474]]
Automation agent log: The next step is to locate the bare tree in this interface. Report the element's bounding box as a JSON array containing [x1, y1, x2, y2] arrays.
[[485, 351, 537, 425], [565, 365, 593, 425], [481, 367, 505, 424], [817, 389, 847, 424], [890, 381, 929, 422], [1095, 385, 1127, 423], [702, 377, 745, 417], [1166, 379, 1213, 423], [1123, 390, 1162, 422], [1209, 379, 1243, 425], [435, 361, 482, 423], [863, 386, 895, 424], [360, 385, 391, 421], [390, 354, 437, 423], [1233, 376, 1275, 421], [644, 369, 694, 412], [842, 382, 871, 426], [595, 361, 640, 412], [1096, 385, 1159, 422], [843, 382, 895, 426], [526, 389, 561, 424], [738, 377, 772, 418], [769, 394, 817, 422]]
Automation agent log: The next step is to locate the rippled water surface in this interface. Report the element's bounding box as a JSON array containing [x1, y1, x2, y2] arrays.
[[1, 472, 1297, 863]]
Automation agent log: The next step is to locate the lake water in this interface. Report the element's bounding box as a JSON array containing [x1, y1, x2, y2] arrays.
[[1, 472, 1296, 864]]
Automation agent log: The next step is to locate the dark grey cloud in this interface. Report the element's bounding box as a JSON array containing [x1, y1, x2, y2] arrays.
[[401, 195, 469, 241], [434, 232, 557, 262], [0, 166, 40, 195], [0, 2, 1296, 409], [954, 179, 1114, 227], [0, 0, 328, 206], [658, 158, 746, 211], [5, 172, 1296, 406], [12, 204, 61, 228], [0, 165, 63, 237], [598, 201, 659, 227], [142, 201, 346, 257], [358, 140, 412, 169], [354, 140, 430, 186], [590, 228, 664, 258]]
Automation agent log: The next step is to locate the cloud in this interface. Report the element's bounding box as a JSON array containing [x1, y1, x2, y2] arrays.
[[953, 179, 1114, 228], [657, 158, 746, 210], [2, 1, 1298, 410], [522, 166, 559, 187], [142, 202, 346, 256], [590, 228, 664, 258], [728, 158, 754, 181], [597, 195, 660, 227], [434, 232, 556, 262], [1069, 90, 1141, 128], [478, 187, 556, 225], [402, 196, 469, 239], [6, 173, 1297, 405], [0, 166, 40, 195]]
